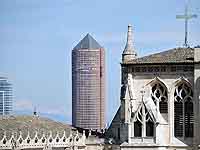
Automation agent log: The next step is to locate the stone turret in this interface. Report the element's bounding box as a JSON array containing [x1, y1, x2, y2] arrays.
[[122, 24, 137, 62]]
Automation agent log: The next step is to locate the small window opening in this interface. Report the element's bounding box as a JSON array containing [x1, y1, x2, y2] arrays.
[[134, 120, 142, 137]]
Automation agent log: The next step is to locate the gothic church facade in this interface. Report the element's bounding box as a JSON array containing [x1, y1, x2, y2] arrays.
[[107, 25, 200, 150]]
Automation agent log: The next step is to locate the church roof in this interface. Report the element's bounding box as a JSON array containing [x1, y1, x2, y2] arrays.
[[73, 33, 102, 50], [123, 47, 194, 64], [0, 115, 74, 139]]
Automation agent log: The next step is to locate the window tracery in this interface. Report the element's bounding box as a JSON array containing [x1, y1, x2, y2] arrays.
[[134, 104, 154, 137], [174, 82, 193, 137], [151, 82, 168, 113]]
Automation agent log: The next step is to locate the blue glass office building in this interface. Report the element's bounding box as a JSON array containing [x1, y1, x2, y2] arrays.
[[0, 77, 12, 115]]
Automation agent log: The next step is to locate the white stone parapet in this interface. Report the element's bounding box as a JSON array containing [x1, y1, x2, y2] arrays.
[[0, 130, 86, 150]]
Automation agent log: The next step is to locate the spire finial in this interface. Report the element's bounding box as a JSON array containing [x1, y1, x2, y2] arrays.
[[122, 24, 137, 62], [125, 24, 134, 51], [176, 1, 197, 47]]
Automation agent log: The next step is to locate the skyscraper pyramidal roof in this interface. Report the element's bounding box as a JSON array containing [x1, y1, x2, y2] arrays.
[[73, 33, 102, 50]]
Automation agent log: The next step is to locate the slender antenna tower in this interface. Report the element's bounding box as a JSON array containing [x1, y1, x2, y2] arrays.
[[33, 106, 37, 116], [176, 1, 197, 47]]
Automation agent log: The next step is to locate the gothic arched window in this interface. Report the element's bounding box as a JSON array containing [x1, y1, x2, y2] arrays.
[[134, 104, 154, 137], [134, 106, 142, 137], [174, 82, 193, 137], [146, 113, 154, 137], [151, 82, 168, 113]]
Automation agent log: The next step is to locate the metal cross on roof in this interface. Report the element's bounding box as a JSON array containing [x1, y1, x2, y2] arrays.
[[176, 1, 197, 47]]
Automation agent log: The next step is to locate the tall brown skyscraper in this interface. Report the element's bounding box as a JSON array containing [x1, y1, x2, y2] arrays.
[[72, 34, 105, 130]]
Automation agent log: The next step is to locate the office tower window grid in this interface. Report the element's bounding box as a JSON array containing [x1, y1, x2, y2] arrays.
[[0, 77, 12, 115], [72, 34, 105, 130]]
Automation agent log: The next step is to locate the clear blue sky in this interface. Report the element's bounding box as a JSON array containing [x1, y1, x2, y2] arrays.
[[0, 0, 199, 124]]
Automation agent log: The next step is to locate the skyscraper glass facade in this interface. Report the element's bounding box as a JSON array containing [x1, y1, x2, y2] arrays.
[[72, 34, 105, 130], [0, 77, 12, 115]]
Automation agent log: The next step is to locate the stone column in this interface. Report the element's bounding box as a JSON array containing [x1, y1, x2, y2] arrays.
[[128, 123, 132, 143], [168, 86, 174, 144]]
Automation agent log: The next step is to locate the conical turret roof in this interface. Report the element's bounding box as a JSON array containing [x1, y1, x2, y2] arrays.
[[123, 24, 137, 56], [73, 33, 102, 50]]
